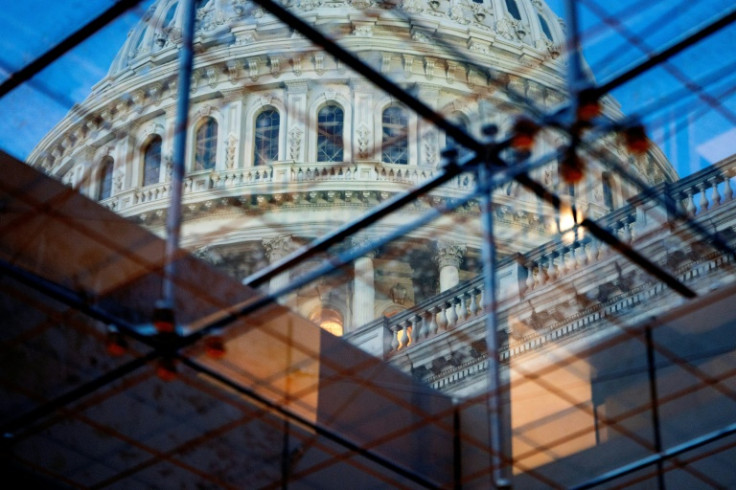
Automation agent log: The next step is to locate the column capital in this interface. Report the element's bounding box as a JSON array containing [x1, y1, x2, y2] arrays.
[[263, 235, 298, 262], [435, 241, 467, 269], [350, 235, 377, 259]]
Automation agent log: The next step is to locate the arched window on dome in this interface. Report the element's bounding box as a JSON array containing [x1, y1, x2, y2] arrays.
[[505, 0, 522, 20], [132, 29, 147, 56], [444, 112, 471, 161], [317, 104, 344, 163], [254, 109, 280, 165], [98, 156, 114, 200], [194, 117, 218, 170], [142, 135, 162, 186], [538, 14, 553, 41], [382, 106, 408, 165], [163, 3, 178, 27]]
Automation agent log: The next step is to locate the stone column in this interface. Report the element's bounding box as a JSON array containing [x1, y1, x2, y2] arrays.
[[262, 235, 298, 307], [435, 242, 467, 292], [351, 243, 376, 332], [285, 81, 308, 162], [221, 90, 243, 171]]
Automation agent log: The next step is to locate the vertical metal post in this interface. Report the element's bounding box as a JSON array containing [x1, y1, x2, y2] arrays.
[[162, 0, 197, 309], [564, 0, 584, 97], [645, 325, 666, 489], [479, 161, 511, 488], [453, 402, 462, 490], [281, 419, 290, 489]]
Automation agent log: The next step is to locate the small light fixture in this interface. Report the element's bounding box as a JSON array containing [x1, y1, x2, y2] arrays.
[[153, 301, 175, 334], [576, 88, 601, 122], [559, 150, 586, 184], [510, 118, 539, 152], [623, 124, 650, 154], [156, 358, 177, 382], [106, 326, 127, 357], [204, 335, 226, 359]]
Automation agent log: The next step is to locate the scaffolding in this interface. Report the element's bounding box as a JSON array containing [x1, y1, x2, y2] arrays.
[[1, 0, 736, 487]]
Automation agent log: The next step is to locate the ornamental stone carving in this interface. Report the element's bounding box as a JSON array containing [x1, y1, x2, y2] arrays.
[[356, 124, 371, 159], [448, 3, 469, 25], [263, 235, 298, 262], [423, 130, 438, 167], [225, 133, 238, 169], [435, 242, 467, 269], [288, 127, 303, 160], [351, 0, 373, 8], [402, 0, 423, 14]]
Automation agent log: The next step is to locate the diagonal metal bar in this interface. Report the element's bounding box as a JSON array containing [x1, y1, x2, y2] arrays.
[[250, 0, 479, 152], [0, 352, 157, 438], [0, 0, 145, 100], [244, 159, 473, 288], [580, 218, 696, 297], [247, 0, 694, 303], [0, 257, 147, 342], [577, 139, 736, 261], [595, 8, 736, 97], [583, 0, 736, 127], [178, 356, 442, 489], [190, 175, 484, 337], [570, 421, 736, 490]]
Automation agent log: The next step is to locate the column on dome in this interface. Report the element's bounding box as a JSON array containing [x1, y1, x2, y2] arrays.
[[118, 133, 136, 191], [351, 80, 374, 161], [78, 146, 96, 197], [161, 108, 178, 179], [416, 85, 440, 167], [351, 236, 376, 331], [262, 235, 298, 306], [435, 242, 467, 292], [285, 81, 308, 162], [222, 91, 243, 170]]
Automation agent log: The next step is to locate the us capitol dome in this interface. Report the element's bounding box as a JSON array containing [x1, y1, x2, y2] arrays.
[[27, 0, 676, 346]]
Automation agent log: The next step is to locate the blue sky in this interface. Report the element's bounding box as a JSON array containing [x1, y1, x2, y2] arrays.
[[1, 0, 734, 177]]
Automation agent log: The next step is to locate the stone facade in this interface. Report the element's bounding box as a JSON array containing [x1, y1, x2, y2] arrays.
[[27, 0, 686, 394]]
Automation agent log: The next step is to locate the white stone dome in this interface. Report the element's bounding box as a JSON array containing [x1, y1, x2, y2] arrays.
[[108, 0, 565, 79], [27, 0, 677, 334]]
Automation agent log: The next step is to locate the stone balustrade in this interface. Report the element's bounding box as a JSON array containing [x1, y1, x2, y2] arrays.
[[100, 161, 475, 213], [369, 156, 736, 357], [670, 158, 735, 218], [387, 278, 486, 352]]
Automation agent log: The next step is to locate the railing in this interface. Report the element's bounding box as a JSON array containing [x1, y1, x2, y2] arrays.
[[100, 161, 475, 212], [387, 277, 486, 352], [373, 156, 736, 356]]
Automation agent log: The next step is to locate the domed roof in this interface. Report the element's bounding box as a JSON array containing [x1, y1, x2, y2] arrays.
[[108, 0, 563, 78]]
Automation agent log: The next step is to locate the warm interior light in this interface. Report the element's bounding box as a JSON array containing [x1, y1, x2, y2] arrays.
[[558, 203, 583, 244], [313, 308, 344, 337]]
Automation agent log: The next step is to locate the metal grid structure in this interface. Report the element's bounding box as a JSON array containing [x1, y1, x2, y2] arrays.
[[2, 0, 736, 488]]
